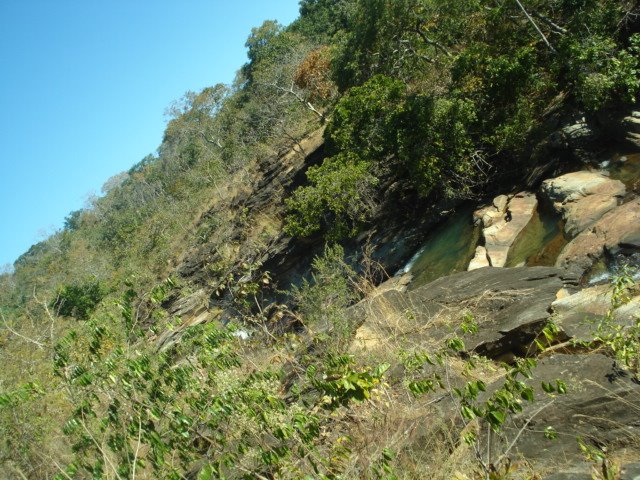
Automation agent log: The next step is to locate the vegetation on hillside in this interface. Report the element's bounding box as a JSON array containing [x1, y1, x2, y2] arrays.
[[1, 0, 639, 478]]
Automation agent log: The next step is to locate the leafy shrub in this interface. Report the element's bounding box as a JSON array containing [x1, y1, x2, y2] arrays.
[[565, 33, 640, 111], [52, 280, 108, 320], [285, 152, 378, 239], [326, 74, 405, 159], [400, 95, 478, 197]]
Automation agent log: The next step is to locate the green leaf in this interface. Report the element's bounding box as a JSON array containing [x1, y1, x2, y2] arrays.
[[520, 387, 534, 402], [487, 410, 506, 428], [197, 464, 215, 480]]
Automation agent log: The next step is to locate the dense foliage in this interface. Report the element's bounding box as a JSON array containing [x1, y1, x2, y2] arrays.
[[1, 0, 639, 478]]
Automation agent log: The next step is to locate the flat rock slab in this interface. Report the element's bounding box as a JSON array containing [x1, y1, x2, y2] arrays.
[[492, 354, 640, 472], [541, 171, 625, 238], [551, 284, 640, 343], [556, 198, 640, 276], [351, 266, 577, 360]]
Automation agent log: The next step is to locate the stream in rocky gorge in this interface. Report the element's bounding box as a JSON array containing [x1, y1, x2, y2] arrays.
[[505, 204, 566, 268], [607, 152, 640, 190], [399, 151, 640, 289], [400, 204, 480, 290]]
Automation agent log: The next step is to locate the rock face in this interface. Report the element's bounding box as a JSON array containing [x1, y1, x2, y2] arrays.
[[495, 354, 640, 473], [621, 110, 640, 148], [550, 283, 640, 344], [352, 266, 577, 360], [468, 245, 490, 270], [540, 171, 625, 238], [474, 192, 538, 268], [555, 198, 640, 276], [474, 194, 509, 228]]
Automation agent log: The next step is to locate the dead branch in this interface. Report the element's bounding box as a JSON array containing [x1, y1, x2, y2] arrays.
[[515, 0, 557, 53], [532, 11, 568, 35]]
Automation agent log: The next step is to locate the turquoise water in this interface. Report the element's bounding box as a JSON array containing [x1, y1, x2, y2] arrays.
[[506, 205, 566, 268], [404, 205, 480, 290], [400, 150, 640, 288]]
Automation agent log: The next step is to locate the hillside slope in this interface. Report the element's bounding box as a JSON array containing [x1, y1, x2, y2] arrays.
[[2, 1, 640, 478]]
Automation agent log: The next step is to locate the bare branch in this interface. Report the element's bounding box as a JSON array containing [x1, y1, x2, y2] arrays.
[[515, 0, 556, 53], [532, 11, 568, 35], [259, 82, 326, 121], [1, 311, 46, 349], [414, 21, 451, 57]]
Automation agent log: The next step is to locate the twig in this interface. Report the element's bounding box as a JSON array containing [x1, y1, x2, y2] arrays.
[[0, 311, 45, 349], [497, 399, 555, 464], [132, 415, 143, 479], [515, 0, 556, 53]]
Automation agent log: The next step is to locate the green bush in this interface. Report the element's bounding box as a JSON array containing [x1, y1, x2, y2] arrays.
[[285, 152, 378, 239], [400, 95, 478, 197], [327, 74, 405, 156], [565, 33, 640, 111], [52, 280, 108, 320]]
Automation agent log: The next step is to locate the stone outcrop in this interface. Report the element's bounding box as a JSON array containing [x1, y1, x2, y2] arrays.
[[473, 194, 509, 228], [352, 266, 578, 360], [550, 283, 640, 344], [621, 110, 640, 148], [540, 171, 625, 238], [555, 198, 640, 276], [468, 245, 490, 270], [494, 354, 640, 473], [473, 192, 538, 268]]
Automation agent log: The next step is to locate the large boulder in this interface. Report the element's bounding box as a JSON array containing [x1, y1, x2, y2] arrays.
[[475, 192, 538, 268], [540, 171, 625, 238], [555, 198, 640, 277]]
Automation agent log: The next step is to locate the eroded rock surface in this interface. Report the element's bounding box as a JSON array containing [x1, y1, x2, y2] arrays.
[[551, 283, 640, 343], [474, 192, 538, 267], [352, 266, 577, 360], [555, 198, 640, 277], [541, 171, 625, 238], [495, 354, 640, 472]]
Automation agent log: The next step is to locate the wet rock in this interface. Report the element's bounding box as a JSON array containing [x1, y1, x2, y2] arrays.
[[555, 198, 640, 277], [482, 193, 538, 267], [541, 171, 625, 238], [468, 245, 490, 270]]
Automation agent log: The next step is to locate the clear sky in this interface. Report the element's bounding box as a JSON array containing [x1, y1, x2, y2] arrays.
[[0, 0, 300, 268]]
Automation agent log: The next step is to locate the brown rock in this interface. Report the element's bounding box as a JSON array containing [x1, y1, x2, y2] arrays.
[[555, 198, 640, 276], [483, 192, 538, 267], [468, 245, 490, 270], [541, 171, 625, 238]]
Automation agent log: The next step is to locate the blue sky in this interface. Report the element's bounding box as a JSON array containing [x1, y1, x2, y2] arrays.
[[0, 0, 300, 267]]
